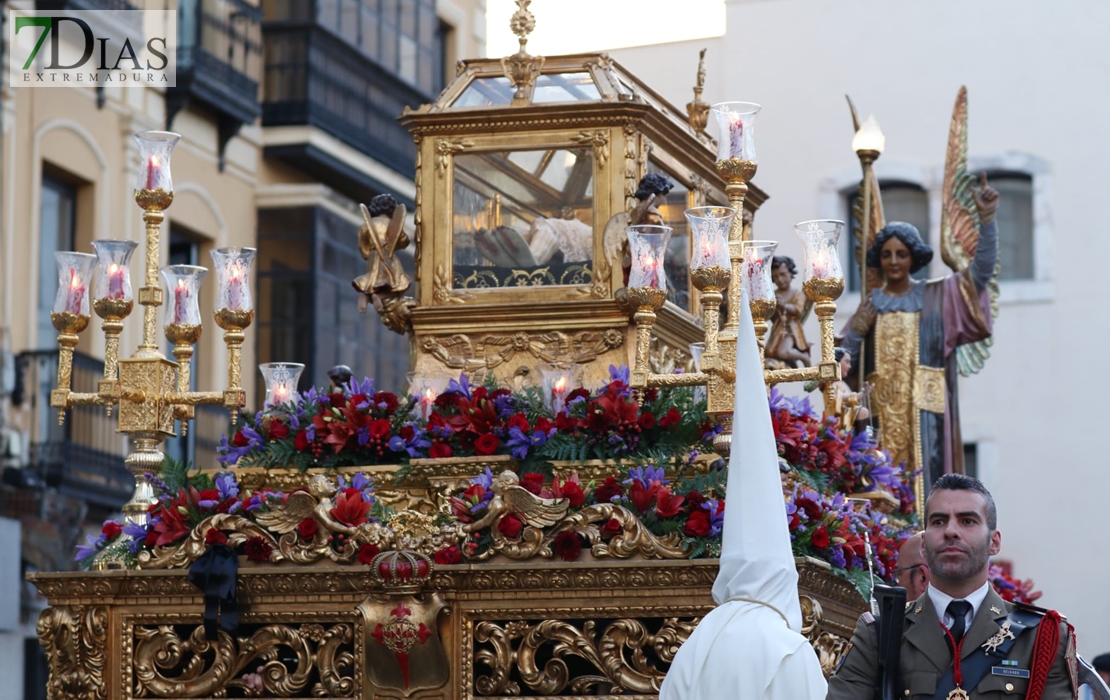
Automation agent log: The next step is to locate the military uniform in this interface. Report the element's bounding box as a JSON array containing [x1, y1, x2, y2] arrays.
[[826, 587, 1076, 700]]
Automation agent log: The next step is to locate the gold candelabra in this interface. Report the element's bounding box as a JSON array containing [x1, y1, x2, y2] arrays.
[[627, 103, 846, 457], [49, 131, 254, 524]]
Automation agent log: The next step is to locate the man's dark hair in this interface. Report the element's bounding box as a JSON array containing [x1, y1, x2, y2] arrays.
[[368, 193, 399, 218], [1093, 653, 1110, 673], [930, 473, 997, 530], [866, 221, 933, 274]]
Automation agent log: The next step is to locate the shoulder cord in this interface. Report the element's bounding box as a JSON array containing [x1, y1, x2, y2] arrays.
[[723, 596, 790, 626], [1026, 610, 1063, 700]]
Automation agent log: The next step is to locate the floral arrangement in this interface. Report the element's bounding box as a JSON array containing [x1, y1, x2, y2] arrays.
[[988, 563, 1042, 604]]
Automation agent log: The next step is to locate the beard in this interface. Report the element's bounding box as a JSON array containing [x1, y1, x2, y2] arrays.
[[924, 534, 992, 583]]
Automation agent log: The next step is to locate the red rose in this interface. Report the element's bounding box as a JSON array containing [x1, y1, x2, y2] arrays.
[[659, 407, 681, 428], [643, 387, 659, 403], [269, 420, 289, 441], [555, 412, 580, 432], [795, 497, 823, 522], [497, 514, 524, 539], [811, 525, 830, 550], [557, 481, 585, 508], [638, 412, 656, 429], [232, 429, 249, 447], [534, 416, 555, 434], [599, 518, 623, 540], [294, 429, 310, 451], [297, 518, 318, 541], [685, 490, 707, 512], [429, 443, 453, 459], [593, 476, 622, 504], [552, 531, 583, 561], [205, 529, 228, 546], [567, 387, 591, 403], [329, 393, 346, 408], [357, 543, 380, 565], [434, 392, 459, 410], [434, 546, 462, 565], [244, 536, 273, 562], [101, 521, 122, 540], [369, 418, 392, 439], [683, 510, 711, 537], [474, 433, 500, 456], [400, 425, 415, 441], [199, 489, 220, 502], [520, 473, 544, 495], [788, 513, 801, 530], [372, 391, 399, 414], [508, 413, 531, 433], [145, 530, 159, 548]]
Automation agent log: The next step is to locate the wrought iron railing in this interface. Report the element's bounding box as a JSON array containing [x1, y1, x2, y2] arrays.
[[174, 0, 262, 127]]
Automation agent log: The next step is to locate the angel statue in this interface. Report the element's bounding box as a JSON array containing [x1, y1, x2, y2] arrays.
[[352, 193, 411, 314], [462, 470, 569, 534], [843, 87, 1000, 495], [765, 255, 812, 369]]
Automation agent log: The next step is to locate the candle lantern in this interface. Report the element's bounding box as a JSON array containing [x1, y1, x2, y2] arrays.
[[711, 101, 760, 166], [134, 131, 180, 194], [741, 240, 778, 360], [210, 247, 257, 330], [538, 362, 583, 416], [688, 342, 706, 404], [92, 240, 139, 307], [52, 252, 97, 325], [259, 363, 305, 408], [627, 225, 672, 292], [161, 265, 207, 330], [408, 372, 452, 422], [685, 206, 734, 274], [794, 220, 845, 303]]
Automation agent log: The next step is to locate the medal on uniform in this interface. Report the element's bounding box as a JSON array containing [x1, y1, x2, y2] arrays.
[[982, 620, 1015, 654], [947, 688, 969, 700], [942, 621, 970, 700]]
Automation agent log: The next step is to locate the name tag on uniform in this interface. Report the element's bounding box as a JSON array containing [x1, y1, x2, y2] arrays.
[[992, 667, 1030, 679]]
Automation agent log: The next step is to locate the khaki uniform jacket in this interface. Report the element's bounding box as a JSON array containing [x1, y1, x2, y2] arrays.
[[826, 587, 1074, 700]]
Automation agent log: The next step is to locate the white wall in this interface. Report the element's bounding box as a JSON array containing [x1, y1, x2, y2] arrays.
[[612, 0, 1110, 658]]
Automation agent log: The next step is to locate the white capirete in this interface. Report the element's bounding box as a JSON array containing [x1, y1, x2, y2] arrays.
[[659, 290, 827, 700]]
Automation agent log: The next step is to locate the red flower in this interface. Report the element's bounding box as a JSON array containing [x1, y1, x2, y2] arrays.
[[811, 525, 830, 550], [555, 411, 580, 432], [400, 425, 415, 441], [683, 510, 711, 537], [328, 393, 346, 408], [101, 521, 122, 540], [434, 546, 462, 565], [148, 500, 191, 547], [498, 514, 524, 539], [593, 476, 623, 504], [463, 484, 487, 503], [358, 543, 380, 565], [599, 518, 623, 540], [429, 443, 453, 459], [552, 531, 584, 561], [508, 413, 531, 433], [534, 416, 555, 434], [330, 490, 371, 527], [199, 489, 220, 503], [628, 480, 660, 513], [659, 407, 681, 428], [556, 480, 585, 508], [788, 513, 801, 530], [369, 418, 392, 440], [655, 487, 685, 518], [297, 518, 318, 541], [794, 497, 823, 522], [520, 473, 544, 495], [294, 429, 310, 451], [372, 391, 399, 414], [232, 429, 250, 447], [244, 536, 272, 561], [643, 387, 660, 402], [474, 433, 500, 456], [638, 412, 656, 430], [269, 420, 290, 441], [567, 387, 591, 404], [205, 529, 228, 546], [685, 490, 706, 512]]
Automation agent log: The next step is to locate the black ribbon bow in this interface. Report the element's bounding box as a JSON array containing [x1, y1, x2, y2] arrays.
[[186, 543, 239, 640]]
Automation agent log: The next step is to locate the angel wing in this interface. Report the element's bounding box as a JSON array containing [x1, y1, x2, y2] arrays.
[[253, 491, 318, 534], [501, 485, 569, 528], [939, 87, 1000, 376], [847, 96, 886, 290]]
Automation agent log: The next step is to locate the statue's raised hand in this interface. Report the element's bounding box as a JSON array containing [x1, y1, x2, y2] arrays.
[[972, 172, 1000, 225]]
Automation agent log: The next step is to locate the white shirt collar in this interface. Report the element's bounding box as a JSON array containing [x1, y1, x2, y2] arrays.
[[927, 581, 991, 629]]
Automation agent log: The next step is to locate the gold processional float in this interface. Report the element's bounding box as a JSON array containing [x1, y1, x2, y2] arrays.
[[26, 4, 942, 699]]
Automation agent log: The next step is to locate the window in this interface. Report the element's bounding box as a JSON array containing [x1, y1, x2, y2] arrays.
[[38, 174, 77, 348], [963, 443, 978, 480], [973, 171, 1033, 281], [845, 181, 930, 292]]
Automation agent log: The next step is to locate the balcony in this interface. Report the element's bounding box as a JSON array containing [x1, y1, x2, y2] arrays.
[[261, 22, 428, 204], [169, 0, 263, 166]]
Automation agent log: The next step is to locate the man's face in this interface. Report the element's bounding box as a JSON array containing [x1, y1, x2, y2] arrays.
[[895, 535, 929, 600], [923, 489, 1001, 587]]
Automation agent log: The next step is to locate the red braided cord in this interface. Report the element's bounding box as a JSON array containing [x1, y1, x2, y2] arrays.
[[1026, 610, 1063, 700]]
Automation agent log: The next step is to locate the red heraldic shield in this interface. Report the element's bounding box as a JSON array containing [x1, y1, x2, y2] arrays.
[[359, 593, 449, 695]]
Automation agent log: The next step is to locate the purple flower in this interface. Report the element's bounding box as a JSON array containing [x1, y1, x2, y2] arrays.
[[702, 499, 724, 536], [305, 423, 316, 442], [357, 426, 370, 446], [506, 427, 532, 460], [346, 377, 375, 397], [197, 497, 219, 509], [216, 425, 265, 464], [446, 373, 473, 399], [471, 467, 494, 490], [389, 426, 431, 457], [215, 472, 239, 500], [492, 392, 516, 417], [356, 396, 372, 411], [624, 465, 667, 488], [122, 522, 149, 553], [829, 546, 847, 568]]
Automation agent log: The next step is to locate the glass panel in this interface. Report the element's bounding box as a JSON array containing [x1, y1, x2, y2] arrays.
[[399, 35, 417, 84], [38, 176, 76, 348], [532, 72, 601, 103], [452, 149, 595, 289], [453, 77, 514, 107], [647, 161, 691, 311]]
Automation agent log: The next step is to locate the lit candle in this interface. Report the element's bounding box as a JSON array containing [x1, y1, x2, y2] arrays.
[[174, 279, 190, 324], [728, 112, 744, 159], [746, 258, 771, 301], [65, 267, 86, 314], [552, 376, 569, 415], [698, 240, 718, 268], [107, 263, 126, 299], [419, 388, 435, 421], [273, 382, 289, 405], [145, 155, 160, 191], [645, 255, 661, 289], [227, 264, 243, 310], [811, 248, 831, 280]]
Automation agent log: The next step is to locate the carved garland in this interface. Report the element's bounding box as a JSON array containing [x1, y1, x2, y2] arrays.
[[571, 130, 610, 169], [433, 262, 475, 305], [623, 123, 639, 210], [435, 137, 474, 177], [419, 328, 624, 373], [570, 257, 612, 300]]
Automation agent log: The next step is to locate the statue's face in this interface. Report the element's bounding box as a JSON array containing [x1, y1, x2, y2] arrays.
[[880, 236, 913, 284], [772, 264, 792, 291], [839, 353, 852, 376]]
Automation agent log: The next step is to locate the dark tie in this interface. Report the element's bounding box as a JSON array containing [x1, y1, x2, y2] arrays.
[[946, 600, 973, 644]]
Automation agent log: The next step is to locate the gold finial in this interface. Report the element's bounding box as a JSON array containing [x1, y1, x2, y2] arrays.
[[686, 48, 710, 131], [502, 0, 545, 104]]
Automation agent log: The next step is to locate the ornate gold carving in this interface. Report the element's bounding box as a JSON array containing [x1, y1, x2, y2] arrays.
[[37, 605, 109, 700], [419, 329, 623, 372], [501, 0, 545, 102], [686, 48, 710, 131], [648, 337, 692, 377], [433, 262, 474, 305], [623, 123, 639, 210], [872, 311, 918, 476], [435, 137, 473, 177], [571, 257, 611, 299], [413, 133, 424, 279], [572, 130, 609, 169], [914, 365, 946, 414]]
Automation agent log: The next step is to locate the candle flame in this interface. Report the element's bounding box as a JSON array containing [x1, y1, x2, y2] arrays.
[[555, 376, 568, 391], [150, 155, 160, 167], [177, 279, 187, 290], [69, 268, 80, 289], [109, 263, 118, 274], [229, 264, 242, 281], [424, 388, 435, 400]]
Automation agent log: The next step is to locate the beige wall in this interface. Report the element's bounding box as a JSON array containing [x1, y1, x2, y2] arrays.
[[610, 0, 1109, 658]]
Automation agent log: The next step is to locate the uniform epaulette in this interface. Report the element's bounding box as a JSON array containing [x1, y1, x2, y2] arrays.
[[862, 611, 875, 625], [1013, 600, 1067, 620]]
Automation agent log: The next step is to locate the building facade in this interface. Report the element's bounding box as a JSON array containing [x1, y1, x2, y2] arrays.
[[610, 0, 1109, 659], [0, 0, 486, 696]]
